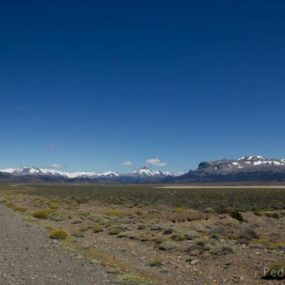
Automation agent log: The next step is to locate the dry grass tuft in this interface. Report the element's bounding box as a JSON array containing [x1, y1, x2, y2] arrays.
[[49, 229, 68, 240]]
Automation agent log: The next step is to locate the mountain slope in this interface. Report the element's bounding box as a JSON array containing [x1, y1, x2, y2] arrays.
[[170, 156, 285, 183]]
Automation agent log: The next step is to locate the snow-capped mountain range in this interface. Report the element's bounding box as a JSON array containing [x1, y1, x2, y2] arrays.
[[0, 166, 174, 181], [169, 155, 285, 183], [1, 156, 285, 183], [0, 167, 120, 179], [197, 155, 285, 172], [132, 166, 173, 177]]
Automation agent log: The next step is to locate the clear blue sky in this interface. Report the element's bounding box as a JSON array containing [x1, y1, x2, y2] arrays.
[[1, 1, 285, 173]]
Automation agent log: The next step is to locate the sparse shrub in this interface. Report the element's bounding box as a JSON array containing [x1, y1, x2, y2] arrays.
[[135, 210, 143, 216], [230, 210, 244, 222], [147, 258, 162, 267], [254, 210, 263, 216], [32, 210, 50, 219], [5, 201, 16, 209], [210, 246, 234, 256], [139, 233, 151, 242], [204, 207, 215, 213], [79, 211, 90, 217], [250, 238, 285, 250], [93, 224, 103, 233], [48, 200, 60, 209], [150, 225, 164, 231], [108, 225, 125, 235], [71, 218, 82, 224], [271, 241, 285, 250], [79, 225, 94, 232], [153, 235, 167, 244], [116, 273, 152, 285], [261, 207, 276, 212], [251, 238, 272, 249], [163, 228, 173, 235], [185, 238, 212, 256], [238, 227, 259, 241], [174, 206, 186, 213], [159, 240, 179, 251], [208, 226, 227, 239], [185, 244, 202, 256], [137, 224, 146, 230], [49, 229, 68, 240], [118, 231, 140, 240], [92, 216, 110, 225], [265, 212, 280, 219], [105, 210, 126, 217], [185, 230, 199, 240], [15, 206, 27, 212], [197, 239, 213, 250], [195, 238, 208, 247], [32, 197, 47, 207], [48, 212, 66, 221], [171, 231, 187, 241]]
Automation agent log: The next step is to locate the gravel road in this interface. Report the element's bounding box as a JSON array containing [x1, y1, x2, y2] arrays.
[[0, 204, 113, 285]]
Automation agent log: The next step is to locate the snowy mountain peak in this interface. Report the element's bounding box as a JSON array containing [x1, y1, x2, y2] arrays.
[[13, 167, 43, 176], [237, 156, 285, 167], [132, 167, 173, 177], [97, 171, 120, 177], [198, 155, 285, 172], [238, 155, 266, 161], [162, 171, 174, 176], [132, 167, 159, 176]]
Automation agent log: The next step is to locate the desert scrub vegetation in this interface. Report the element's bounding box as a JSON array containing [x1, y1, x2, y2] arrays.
[[108, 225, 126, 235], [78, 225, 94, 232], [251, 238, 285, 250], [170, 230, 188, 241], [4, 184, 285, 212], [0, 183, 285, 285], [2, 200, 27, 212], [147, 259, 162, 267], [230, 209, 245, 222], [93, 224, 104, 233], [173, 206, 186, 212], [47, 200, 61, 209], [49, 229, 69, 240], [105, 209, 127, 217], [14, 206, 27, 212], [78, 211, 90, 218], [118, 231, 140, 240], [158, 240, 180, 251], [32, 210, 52, 219]]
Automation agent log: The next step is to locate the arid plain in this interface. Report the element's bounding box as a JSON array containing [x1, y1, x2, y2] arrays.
[[1, 184, 285, 284]]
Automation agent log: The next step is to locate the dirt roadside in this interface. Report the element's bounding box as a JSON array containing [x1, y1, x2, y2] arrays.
[[0, 204, 113, 285]]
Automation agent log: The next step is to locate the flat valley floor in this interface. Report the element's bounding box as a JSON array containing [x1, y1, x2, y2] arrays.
[[0, 184, 285, 284]]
